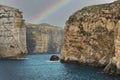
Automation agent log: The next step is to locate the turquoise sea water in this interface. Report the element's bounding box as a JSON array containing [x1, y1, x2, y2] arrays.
[[0, 54, 120, 80]]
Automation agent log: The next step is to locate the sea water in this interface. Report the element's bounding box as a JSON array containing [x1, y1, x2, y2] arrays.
[[0, 54, 120, 80]]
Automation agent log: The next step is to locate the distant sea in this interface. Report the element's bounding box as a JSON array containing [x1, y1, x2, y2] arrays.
[[0, 54, 120, 80]]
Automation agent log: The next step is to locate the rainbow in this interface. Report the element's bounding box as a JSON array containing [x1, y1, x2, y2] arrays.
[[31, 0, 72, 24]]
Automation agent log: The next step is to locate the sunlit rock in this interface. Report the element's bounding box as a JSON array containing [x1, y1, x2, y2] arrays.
[[0, 5, 27, 59], [61, 0, 120, 74]]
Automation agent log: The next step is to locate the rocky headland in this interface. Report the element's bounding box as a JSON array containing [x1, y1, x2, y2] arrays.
[[61, 0, 120, 74], [26, 23, 64, 54], [0, 5, 27, 59], [0, 4, 64, 59]]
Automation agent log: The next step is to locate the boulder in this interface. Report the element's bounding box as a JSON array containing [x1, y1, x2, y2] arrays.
[[50, 55, 59, 61]]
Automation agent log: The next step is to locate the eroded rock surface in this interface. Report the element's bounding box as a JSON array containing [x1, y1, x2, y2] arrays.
[[61, 0, 120, 74], [0, 5, 27, 59], [26, 23, 64, 54]]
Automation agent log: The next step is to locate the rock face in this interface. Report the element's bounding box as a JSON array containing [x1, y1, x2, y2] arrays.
[[0, 5, 27, 59], [61, 0, 120, 74], [26, 23, 64, 54]]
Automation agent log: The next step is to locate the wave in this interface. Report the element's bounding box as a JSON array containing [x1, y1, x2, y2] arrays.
[[45, 60, 59, 62]]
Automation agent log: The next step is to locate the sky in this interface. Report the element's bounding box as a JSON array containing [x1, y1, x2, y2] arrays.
[[0, 0, 116, 27]]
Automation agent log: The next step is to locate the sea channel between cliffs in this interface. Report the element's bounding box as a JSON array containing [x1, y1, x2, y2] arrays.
[[1, 0, 120, 78]]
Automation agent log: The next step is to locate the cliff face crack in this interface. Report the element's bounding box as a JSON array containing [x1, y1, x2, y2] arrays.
[[3, 25, 21, 50]]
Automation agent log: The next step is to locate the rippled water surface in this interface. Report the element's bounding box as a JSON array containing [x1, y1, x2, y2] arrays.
[[0, 54, 120, 80]]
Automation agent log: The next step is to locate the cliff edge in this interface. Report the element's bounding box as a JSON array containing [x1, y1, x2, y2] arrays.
[[61, 0, 120, 74]]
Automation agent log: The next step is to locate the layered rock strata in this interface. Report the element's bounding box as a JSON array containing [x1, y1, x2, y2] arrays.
[[0, 5, 27, 59], [26, 23, 64, 54], [61, 0, 120, 74]]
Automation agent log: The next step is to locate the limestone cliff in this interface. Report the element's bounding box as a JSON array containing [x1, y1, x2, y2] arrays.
[[61, 0, 120, 74], [26, 23, 64, 54], [0, 5, 27, 59]]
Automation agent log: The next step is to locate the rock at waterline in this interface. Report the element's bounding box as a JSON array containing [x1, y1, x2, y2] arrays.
[[50, 55, 59, 61]]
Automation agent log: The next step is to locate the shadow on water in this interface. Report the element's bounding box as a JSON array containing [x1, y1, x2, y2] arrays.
[[0, 60, 27, 80], [61, 63, 120, 80]]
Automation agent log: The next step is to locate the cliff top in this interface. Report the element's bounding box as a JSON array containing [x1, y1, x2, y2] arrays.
[[67, 0, 120, 24], [0, 4, 14, 9], [0, 4, 22, 13], [26, 23, 63, 30]]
